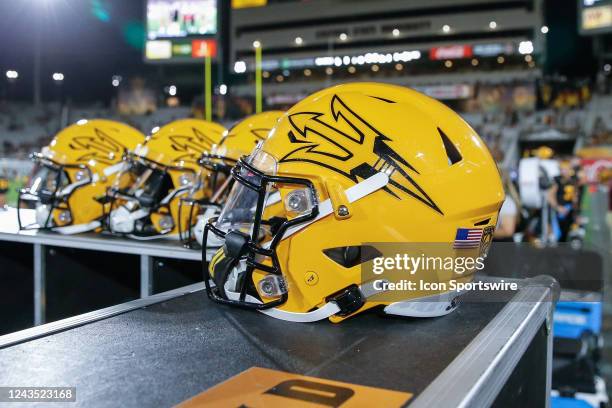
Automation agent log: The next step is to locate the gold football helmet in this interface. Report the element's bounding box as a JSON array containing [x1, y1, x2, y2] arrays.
[[204, 83, 504, 322], [107, 119, 225, 240], [18, 119, 145, 233], [183, 111, 284, 248]]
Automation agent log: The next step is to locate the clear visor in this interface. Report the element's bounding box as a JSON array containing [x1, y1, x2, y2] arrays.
[[113, 159, 173, 206], [216, 148, 277, 235], [26, 163, 69, 197], [211, 143, 227, 157]]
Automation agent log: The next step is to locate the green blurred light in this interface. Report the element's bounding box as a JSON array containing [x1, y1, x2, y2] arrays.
[[93, 9, 110, 22], [91, 0, 111, 22], [123, 21, 145, 49]]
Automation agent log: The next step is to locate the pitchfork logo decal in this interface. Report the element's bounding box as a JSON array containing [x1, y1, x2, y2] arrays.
[[281, 94, 442, 214], [69, 128, 126, 165], [168, 127, 220, 163]]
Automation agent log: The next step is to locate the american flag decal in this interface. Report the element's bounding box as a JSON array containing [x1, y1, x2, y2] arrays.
[[454, 228, 483, 249]]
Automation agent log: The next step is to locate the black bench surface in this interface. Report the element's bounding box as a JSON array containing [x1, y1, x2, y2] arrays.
[[0, 289, 511, 407]]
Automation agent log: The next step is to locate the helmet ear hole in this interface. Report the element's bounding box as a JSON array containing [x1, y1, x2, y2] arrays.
[[323, 245, 382, 268]]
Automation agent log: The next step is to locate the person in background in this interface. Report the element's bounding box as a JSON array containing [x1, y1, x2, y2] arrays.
[[494, 171, 520, 241], [0, 172, 8, 210], [547, 160, 579, 241], [491, 148, 520, 241]]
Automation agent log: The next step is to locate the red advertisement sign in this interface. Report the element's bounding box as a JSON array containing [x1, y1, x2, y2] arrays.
[[429, 45, 473, 60], [581, 158, 612, 184], [192, 39, 217, 58]]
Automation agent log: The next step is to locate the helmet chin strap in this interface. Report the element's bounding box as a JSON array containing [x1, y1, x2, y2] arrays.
[[126, 233, 180, 241], [34, 204, 101, 234], [223, 278, 461, 322], [53, 220, 101, 235], [222, 281, 342, 323]]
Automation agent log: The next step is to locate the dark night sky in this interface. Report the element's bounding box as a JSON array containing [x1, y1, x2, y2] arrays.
[[544, 0, 598, 77], [0, 0, 152, 103], [0, 0, 601, 105]]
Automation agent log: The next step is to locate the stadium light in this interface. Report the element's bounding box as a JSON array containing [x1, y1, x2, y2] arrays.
[[442, 24, 451, 33], [339, 33, 348, 41], [234, 61, 247, 74], [540, 25, 549, 34], [219, 84, 227, 95], [111, 75, 122, 87], [518, 41, 534, 55], [294, 37, 303, 45], [392, 28, 400, 37], [6, 70, 18, 80], [52, 72, 64, 81]]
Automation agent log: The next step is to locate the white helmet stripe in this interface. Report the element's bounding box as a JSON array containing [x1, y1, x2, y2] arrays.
[[265, 172, 389, 248]]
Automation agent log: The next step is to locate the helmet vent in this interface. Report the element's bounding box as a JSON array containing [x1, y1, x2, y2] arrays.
[[473, 218, 491, 226], [438, 128, 462, 165], [323, 245, 383, 268]]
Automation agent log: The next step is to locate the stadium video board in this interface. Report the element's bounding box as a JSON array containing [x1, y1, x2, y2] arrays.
[[580, 0, 612, 34], [145, 0, 218, 63]]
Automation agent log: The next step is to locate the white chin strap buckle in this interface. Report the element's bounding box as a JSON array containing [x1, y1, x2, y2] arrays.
[[109, 206, 149, 234], [221, 265, 342, 323], [194, 207, 222, 247]]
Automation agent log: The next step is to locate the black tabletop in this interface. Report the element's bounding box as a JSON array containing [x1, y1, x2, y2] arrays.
[[0, 289, 510, 407]]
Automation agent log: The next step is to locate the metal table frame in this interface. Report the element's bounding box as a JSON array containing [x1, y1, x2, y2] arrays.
[[0, 209, 202, 326], [0, 283, 205, 349], [412, 280, 555, 407]]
